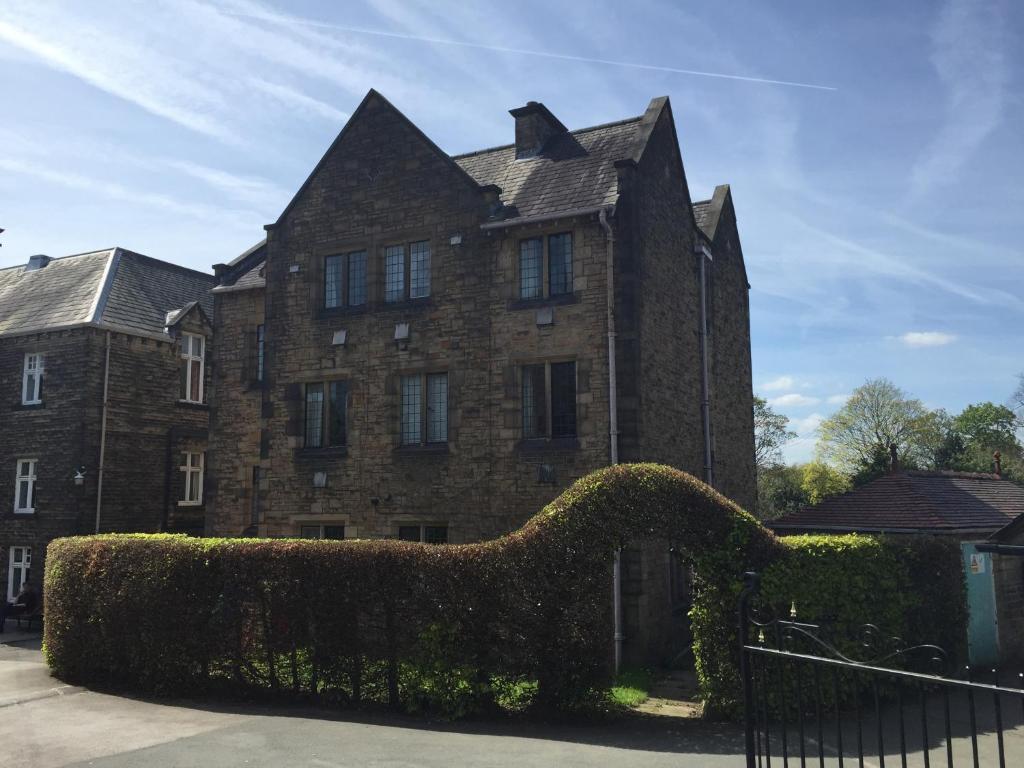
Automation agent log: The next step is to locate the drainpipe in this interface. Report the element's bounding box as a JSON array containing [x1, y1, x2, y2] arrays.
[[697, 241, 714, 486], [94, 330, 111, 534], [599, 206, 623, 674]]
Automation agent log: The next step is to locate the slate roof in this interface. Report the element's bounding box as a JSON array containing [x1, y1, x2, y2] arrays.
[[0, 250, 113, 336], [771, 471, 1024, 534], [212, 240, 267, 293], [219, 95, 719, 291], [692, 199, 713, 235], [453, 117, 641, 221], [0, 248, 215, 339]]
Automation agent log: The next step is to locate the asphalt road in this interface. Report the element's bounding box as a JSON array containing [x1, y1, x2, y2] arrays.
[[1, 640, 746, 767]]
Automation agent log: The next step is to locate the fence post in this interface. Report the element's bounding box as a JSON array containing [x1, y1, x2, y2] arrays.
[[739, 571, 761, 768]]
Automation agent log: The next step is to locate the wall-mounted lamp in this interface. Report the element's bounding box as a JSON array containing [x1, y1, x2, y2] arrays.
[[73, 467, 86, 486]]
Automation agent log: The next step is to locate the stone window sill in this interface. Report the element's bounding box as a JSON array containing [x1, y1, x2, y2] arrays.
[[394, 442, 450, 456], [176, 400, 210, 411], [318, 304, 369, 320], [507, 292, 580, 312], [295, 446, 349, 460], [516, 437, 580, 454], [12, 402, 45, 411]]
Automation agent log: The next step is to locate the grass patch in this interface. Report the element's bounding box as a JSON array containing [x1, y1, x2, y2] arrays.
[[610, 668, 652, 708]]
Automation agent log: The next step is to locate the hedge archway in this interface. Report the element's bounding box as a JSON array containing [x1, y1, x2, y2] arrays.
[[45, 463, 782, 713]]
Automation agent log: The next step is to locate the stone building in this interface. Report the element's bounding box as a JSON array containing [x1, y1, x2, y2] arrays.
[[0, 249, 215, 602], [207, 90, 755, 662]]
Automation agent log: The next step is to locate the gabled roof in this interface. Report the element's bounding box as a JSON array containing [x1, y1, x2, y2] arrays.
[[453, 117, 641, 221], [270, 89, 483, 229], [772, 470, 1024, 534], [212, 239, 266, 294], [0, 249, 215, 340]]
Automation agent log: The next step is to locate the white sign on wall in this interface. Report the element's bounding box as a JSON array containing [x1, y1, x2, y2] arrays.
[[970, 553, 986, 574]]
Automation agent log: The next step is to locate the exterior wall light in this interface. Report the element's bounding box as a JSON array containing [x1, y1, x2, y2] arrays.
[[73, 468, 86, 486]]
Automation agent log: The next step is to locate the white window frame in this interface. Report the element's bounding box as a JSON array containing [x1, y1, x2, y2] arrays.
[[14, 459, 37, 514], [179, 452, 204, 506], [181, 333, 205, 403], [22, 353, 43, 405], [7, 546, 31, 602]]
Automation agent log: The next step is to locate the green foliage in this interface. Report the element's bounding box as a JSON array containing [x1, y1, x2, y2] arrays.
[[610, 668, 652, 708], [43, 463, 966, 720], [933, 401, 1022, 476], [45, 464, 779, 717], [754, 396, 797, 470], [756, 464, 808, 520], [800, 461, 851, 504], [817, 378, 937, 475]]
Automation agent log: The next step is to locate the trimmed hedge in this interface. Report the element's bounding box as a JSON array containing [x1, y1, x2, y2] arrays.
[[43, 464, 965, 716]]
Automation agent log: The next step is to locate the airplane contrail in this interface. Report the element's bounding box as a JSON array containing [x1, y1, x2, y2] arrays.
[[225, 9, 838, 92]]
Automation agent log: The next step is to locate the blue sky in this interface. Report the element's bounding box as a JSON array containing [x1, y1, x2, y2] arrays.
[[1, 1, 1020, 462]]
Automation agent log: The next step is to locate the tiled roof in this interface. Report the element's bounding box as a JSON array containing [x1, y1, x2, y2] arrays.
[[772, 471, 1024, 534], [0, 248, 215, 339], [0, 250, 113, 336], [100, 251, 215, 334], [213, 240, 267, 293], [453, 118, 641, 221], [692, 199, 713, 236]]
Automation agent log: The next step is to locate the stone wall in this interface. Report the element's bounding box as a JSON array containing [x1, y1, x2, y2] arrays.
[[207, 287, 265, 535], [707, 192, 757, 511], [0, 321, 211, 594]]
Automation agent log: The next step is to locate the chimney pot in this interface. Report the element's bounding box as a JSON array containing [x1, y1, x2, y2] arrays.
[[888, 443, 899, 473], [26, 254, 52, 271], [509, 101, 567, 159], [994, 451, 1002, 476]]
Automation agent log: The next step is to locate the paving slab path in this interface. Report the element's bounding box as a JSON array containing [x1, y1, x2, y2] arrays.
[[1, 641, 747, 767]]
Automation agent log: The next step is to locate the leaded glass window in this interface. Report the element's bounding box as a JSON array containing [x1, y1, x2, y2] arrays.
[[385, 245, 405, 303], [519, 238, 542, 299], [410, 241, 431, 299], [548, 233, 573, 296]]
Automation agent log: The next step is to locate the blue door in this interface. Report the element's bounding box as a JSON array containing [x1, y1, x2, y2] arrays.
[[961, 542, 998, 666]]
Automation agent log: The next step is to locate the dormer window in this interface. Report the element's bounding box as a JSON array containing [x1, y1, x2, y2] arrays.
[[21, 353, 43, 405], [180, 333, 205, 403]]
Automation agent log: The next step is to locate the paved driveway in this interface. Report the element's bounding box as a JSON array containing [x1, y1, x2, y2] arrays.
[[1, 641, 745, 767]]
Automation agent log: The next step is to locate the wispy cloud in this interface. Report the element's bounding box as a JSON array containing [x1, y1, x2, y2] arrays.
[[164, 159, 288, 210], [770, 393, 821, 408], [0, 11, 234, 142], [910, 0, 1008, 195], [761, 375, 801, 392], [222, 4, 837, 91], [248, 78, 350, 124], [790, 413, 824, 435], [0, 156, 255, 225], [826, 394, 850, 405], [898, 331, 958, 348]]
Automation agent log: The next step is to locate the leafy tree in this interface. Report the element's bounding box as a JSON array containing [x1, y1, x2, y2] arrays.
[[935, 401, 1023, 474], [817, 378, 935, 477], [756, 464, 809, 520], [801, 460, 851, 504], [1012, 373, 1024, 420], [754, 396, 797, 470]]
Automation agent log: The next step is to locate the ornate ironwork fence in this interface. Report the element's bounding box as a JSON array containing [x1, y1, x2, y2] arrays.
[[739, 572, 1024, 767]]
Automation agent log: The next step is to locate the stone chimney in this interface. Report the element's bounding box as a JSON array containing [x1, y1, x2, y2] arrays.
[[888, 443, 899, 473], [26, 254, 52, 271], [509, 101, 567, 159], [994, 451, 1002, 476]]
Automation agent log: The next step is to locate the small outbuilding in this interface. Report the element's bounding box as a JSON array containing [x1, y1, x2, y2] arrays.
[[772, 458, 1024, 665]]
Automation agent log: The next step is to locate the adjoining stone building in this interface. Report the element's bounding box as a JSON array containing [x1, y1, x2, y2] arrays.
[[0, 249, 215, 602], [207, 90, 755, 662]]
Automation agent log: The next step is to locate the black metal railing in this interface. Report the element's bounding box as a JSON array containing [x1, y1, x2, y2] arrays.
[[739, 572, 1024, 768]]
